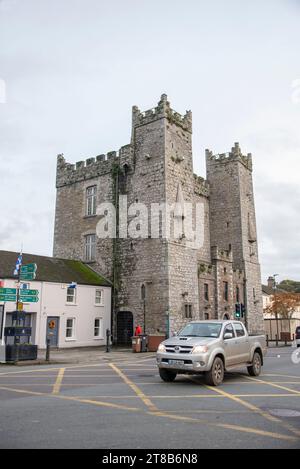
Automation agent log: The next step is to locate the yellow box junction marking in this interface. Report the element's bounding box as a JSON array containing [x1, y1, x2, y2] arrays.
[[52, 368, 65, 394]]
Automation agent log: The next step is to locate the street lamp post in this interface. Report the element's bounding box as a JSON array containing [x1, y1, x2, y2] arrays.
[[273, 274, 279, 345]]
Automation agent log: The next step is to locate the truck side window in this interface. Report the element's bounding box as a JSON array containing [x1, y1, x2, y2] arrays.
[[234, 323, 245, 337], [223, 324, 234, 339]]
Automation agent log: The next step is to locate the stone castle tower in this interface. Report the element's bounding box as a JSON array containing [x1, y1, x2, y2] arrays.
[[53, 94, 264, 342]]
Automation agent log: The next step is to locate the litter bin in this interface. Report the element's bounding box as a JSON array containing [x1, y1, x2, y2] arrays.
[[132, 336, 141, 353], [140, 335, 148, 352]]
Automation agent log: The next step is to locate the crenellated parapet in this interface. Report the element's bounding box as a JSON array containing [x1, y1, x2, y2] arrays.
[[132, 94, 192, 133], [56, 145, 133, 188], [193, 174, 210, 197], [205, 142, 253, 171]]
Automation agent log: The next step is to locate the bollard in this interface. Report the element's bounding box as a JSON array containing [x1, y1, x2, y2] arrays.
[[275, 334, 278, 347], [106, 329, 111, 353], [266, 334, 269, 347], [46, 337, 50, 362]]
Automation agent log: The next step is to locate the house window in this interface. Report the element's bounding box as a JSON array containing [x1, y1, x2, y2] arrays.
[[204, 283, 209, 301], [66, 318, 75, 339], [66, 288, 76, 304], [86, 186, 97, 216], [184, 304, 193, 319], [95, 289, 103, 305], [223, 282, 229, 302], [94, 318, 103, 338], [85, 234, 96, 262]]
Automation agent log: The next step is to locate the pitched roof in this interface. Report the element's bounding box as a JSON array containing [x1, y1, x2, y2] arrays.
[[0, 251, 111, 287], [262, 284, 287, 296]]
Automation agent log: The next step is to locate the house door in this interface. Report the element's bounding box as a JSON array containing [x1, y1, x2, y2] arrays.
[[47, 317, 59, 347], [116, 311, 133, 345]]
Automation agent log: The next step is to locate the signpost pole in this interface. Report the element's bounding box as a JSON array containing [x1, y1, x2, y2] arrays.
[[0, 303, 6, 346]]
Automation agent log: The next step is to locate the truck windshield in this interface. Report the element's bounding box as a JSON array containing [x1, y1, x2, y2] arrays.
[[179, 323, 222, 338]]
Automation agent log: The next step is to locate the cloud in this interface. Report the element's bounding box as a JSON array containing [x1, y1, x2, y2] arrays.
[[256, 181, 300, 281]]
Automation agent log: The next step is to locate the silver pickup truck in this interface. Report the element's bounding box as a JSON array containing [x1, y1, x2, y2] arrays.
[[156, 320, 267, 386]]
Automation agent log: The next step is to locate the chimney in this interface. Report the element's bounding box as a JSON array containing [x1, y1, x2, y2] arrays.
[[267, 276, 275, 289]]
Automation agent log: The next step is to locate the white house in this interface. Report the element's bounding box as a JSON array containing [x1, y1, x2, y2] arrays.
[[0, 251, 112, 349]]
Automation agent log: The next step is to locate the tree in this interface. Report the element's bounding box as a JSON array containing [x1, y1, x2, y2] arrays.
[[265, 292, 300, 319], [278, 280, 300, 293]]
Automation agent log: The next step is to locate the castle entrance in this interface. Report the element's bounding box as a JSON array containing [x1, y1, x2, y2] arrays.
[[116, 311, 133, 346]]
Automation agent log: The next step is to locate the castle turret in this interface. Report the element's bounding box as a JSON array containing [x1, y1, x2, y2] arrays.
[[206, 143, 263, 333]]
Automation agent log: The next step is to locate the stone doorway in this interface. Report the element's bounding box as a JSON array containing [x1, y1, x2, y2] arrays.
[[116, 311, 133, 346]]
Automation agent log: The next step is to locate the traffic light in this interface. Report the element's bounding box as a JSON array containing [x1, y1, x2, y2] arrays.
[[241, 304, 246, 318], [235, 304, 241, 318]]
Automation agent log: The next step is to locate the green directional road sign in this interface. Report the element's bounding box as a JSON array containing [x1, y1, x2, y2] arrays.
[[19, 289, 39, 297], [19, 295, 38, 303], [20, 272, 36, 281], [20, 264, 37, 274], [0, 294, 17, 302], [0, 288, 17, 296]]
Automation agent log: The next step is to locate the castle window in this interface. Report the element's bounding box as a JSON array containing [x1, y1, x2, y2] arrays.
[[86, 186, 97, 216], [224, 267, 227, 275], [141, 284, 146, 301], [85, 234, 96, 262], [236, 286, 240, 303], [223, 282, 229, 302], [184, 304, 193, 319], [204, 283, 209, 301]]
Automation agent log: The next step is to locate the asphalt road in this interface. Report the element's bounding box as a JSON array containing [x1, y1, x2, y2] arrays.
[[0, 347, 300, 449]]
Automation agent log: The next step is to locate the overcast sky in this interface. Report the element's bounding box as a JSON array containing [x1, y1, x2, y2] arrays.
[[0, 0, 299, 283]]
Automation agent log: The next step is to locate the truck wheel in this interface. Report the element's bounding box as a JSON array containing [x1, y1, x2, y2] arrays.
[[204, 357, 224, 386], [247, 352, 262, 377], [159, 368, 177, 382]]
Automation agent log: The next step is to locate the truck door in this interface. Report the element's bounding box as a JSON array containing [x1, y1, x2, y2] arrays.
[[233, 322, 249, 363], [223, 324, 238, 366]]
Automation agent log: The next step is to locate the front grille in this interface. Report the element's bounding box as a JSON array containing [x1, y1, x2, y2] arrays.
[[165, 345, 193, 354]]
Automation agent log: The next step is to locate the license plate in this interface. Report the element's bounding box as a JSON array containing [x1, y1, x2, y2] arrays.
[[169, 360, 184, 367]]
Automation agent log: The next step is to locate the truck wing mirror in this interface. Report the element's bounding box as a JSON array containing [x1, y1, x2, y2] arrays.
[[224, 332, 234, 340]]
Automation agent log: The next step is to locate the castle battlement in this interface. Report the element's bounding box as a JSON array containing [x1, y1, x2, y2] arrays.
[[206, 142, 252, 171], [56, 144, 133, 188], [193, 174, 210, 197], [132, 94, 192, 133]]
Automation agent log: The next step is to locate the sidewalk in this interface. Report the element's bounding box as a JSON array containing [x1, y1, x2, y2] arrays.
[[0, 346, 156, 367]]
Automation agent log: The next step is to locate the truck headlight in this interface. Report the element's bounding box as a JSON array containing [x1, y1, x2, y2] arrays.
[[157, 344, 166, 353], [192, 345, 208, 354]]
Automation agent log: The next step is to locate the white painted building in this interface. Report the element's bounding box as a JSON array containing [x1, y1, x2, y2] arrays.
[[0, 251, 112, 349]]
